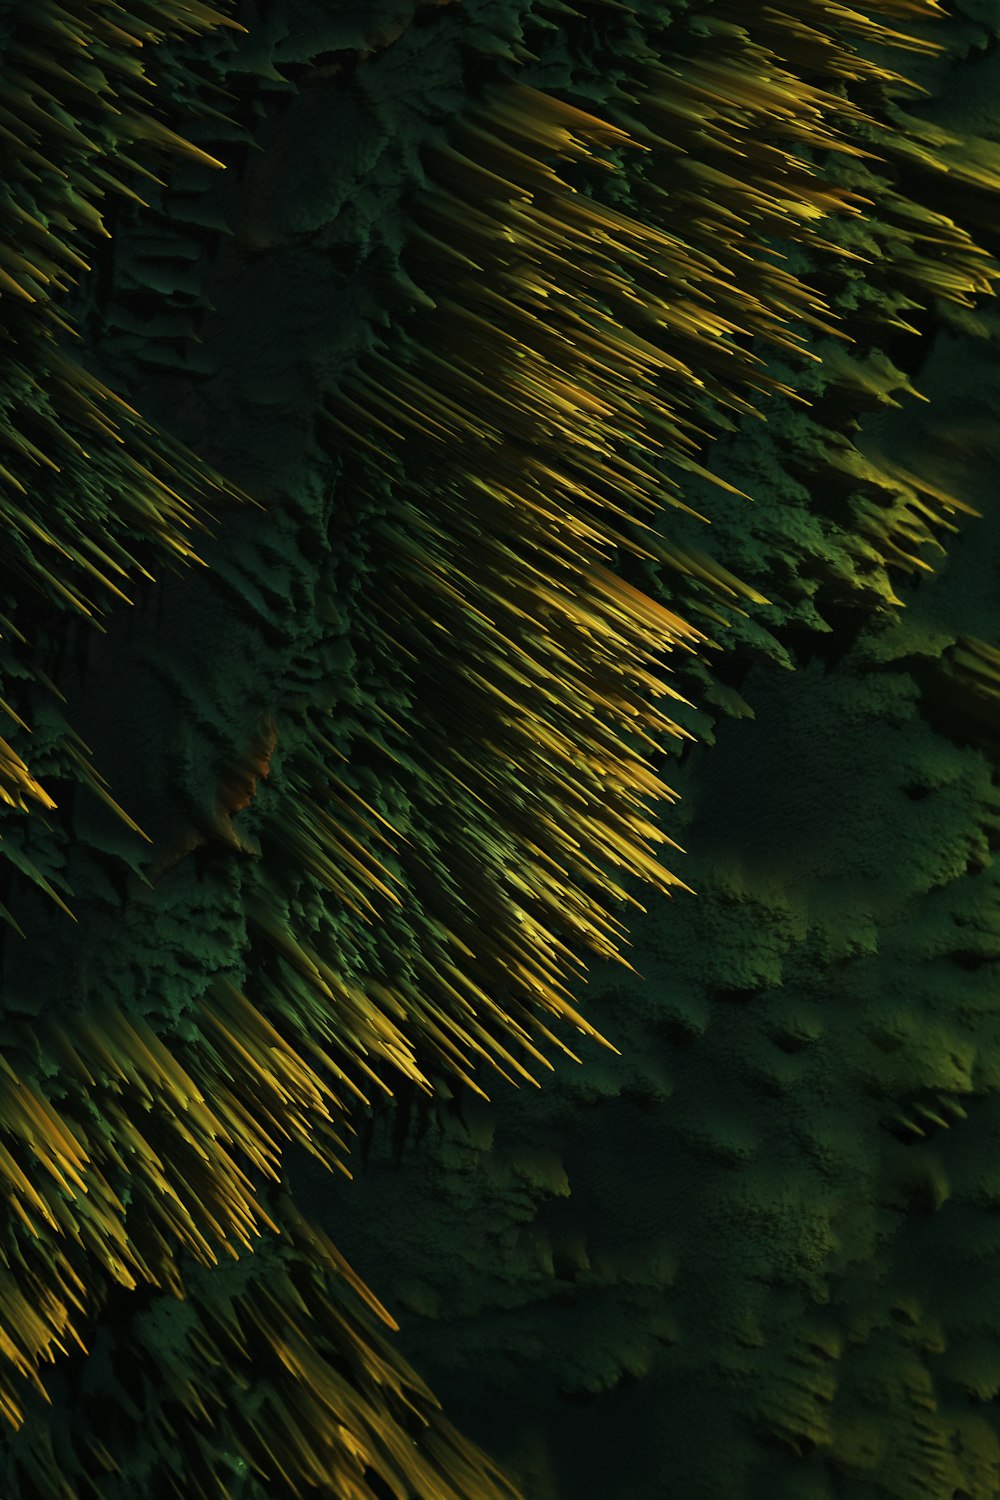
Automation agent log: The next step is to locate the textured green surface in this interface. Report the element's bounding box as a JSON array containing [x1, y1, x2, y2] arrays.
[[2, 0, 1000, 1496]]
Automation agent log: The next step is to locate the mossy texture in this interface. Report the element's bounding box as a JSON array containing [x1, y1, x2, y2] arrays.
[[1, 1, 1000, 1497]]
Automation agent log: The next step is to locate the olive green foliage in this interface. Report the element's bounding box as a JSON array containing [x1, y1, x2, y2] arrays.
[[0, 0, 262, 938], [1, 1, 1000, 1498]]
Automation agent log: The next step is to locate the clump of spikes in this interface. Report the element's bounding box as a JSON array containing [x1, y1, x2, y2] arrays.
[[310, 0, 1000, 1101], [0, 975, 531, 1500], [0, 0, 259, 890], [3, 1, 1000, 1497]]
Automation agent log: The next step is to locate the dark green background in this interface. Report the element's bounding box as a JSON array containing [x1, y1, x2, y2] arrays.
[[5, 2, 1000, 1496]]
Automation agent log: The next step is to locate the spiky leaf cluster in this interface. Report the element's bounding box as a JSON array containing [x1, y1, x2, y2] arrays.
[[0, 0, 259, 905], [1, 2, 1000, 1498]]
